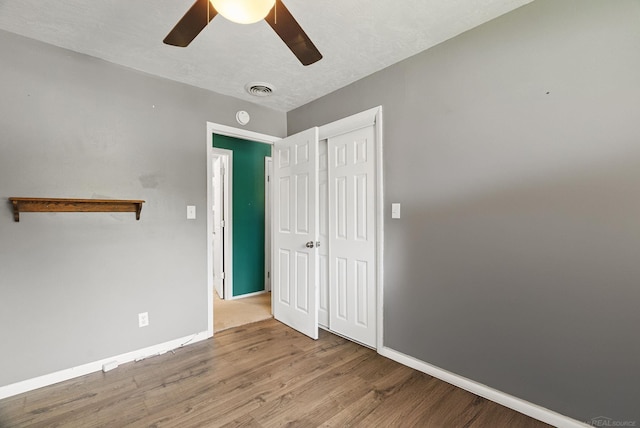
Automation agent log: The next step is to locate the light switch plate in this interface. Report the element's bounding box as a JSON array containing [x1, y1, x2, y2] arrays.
[[391, 203, 401, 219], [187, 205, 196, 220]]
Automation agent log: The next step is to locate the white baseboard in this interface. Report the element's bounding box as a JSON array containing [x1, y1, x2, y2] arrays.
[[0, 331, 210, 400], [378, 346, 589, 428], [228, 290, 267, 300]]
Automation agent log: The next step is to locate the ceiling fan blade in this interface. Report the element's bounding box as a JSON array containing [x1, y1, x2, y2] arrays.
[[265, 0, 322, 66], [163, 0, 217, 47]]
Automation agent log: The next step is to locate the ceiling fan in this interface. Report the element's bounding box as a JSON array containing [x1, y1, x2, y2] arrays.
[[163, 0, 322, 66]]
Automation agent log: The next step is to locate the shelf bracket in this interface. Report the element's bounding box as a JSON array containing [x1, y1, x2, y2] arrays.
[[10, 199, 20, 222]]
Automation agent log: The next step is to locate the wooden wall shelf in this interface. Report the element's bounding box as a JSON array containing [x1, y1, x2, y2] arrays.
[[8, 197, 145, 222]]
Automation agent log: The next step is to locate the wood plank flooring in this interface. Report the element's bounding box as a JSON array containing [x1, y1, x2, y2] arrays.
[[0, 319, 550, 427]]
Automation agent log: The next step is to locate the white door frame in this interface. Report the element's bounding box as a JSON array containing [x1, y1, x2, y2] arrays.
[[317, 106, 384, 351], [206, 122, 279, 337], [264, 157, 273, 293], [211, 149, 233, 300], [211, 154, 224, 299]]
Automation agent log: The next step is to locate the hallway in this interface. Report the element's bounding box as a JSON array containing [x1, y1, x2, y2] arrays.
[[213, 292, 272, 332]]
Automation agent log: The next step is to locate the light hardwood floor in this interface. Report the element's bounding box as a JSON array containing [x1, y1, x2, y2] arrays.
[[0, 319, 550, 427]]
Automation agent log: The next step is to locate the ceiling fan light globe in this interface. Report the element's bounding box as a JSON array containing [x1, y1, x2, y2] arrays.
[[210, 0, 276, 24]]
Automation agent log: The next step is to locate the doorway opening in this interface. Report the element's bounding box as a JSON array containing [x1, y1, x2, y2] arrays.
[[206, 123, 279, 336], [210, 147, 273, 332]]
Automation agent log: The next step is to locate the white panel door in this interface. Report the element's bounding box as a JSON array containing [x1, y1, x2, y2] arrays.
[[212, 156, 224, 299], [318, 139, 329, 328], [328, 126, 377, 347], [273, 127, 319, 339]]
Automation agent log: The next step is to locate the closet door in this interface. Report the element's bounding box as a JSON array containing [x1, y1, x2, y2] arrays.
[[328, 125, 377, 347], [273, 128, 320, 340], [318, 139, 329, 328]]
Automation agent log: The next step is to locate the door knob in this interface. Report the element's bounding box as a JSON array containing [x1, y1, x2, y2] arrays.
[[305, 241, 315, 248]]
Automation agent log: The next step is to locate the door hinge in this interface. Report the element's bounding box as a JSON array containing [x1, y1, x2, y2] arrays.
[[221, 272, 225, 279], [267, 271, 270, 279], [220, 220, 225, 227], [267, 175, 270, 182]]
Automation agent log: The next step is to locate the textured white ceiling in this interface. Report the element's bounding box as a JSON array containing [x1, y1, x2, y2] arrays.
[[0, 0, 532, 112]]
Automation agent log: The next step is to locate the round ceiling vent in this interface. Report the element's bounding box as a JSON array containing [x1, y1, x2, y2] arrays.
[[245, 82, 275, 97]]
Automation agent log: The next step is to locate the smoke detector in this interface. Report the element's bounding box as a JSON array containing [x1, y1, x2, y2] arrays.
[[245, 82, 275, 97]]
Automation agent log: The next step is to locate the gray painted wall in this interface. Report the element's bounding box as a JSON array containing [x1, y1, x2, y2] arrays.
[[288, 0, 640, 424], [0, 29, 285, 387]]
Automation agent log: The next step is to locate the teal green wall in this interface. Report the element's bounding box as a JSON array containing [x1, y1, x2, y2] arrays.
[[213, 134, 272, 297]]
